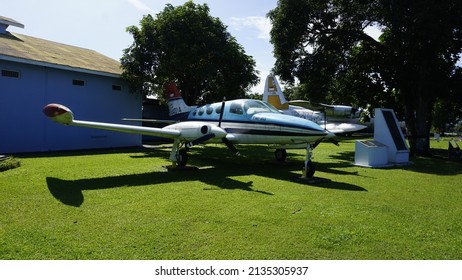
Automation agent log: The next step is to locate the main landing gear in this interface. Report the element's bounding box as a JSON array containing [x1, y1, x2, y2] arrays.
[[176, 149, 188, 167], [170, 139, 189, 168], [274, 149, 287, 162], [169, 140, 317, 178]]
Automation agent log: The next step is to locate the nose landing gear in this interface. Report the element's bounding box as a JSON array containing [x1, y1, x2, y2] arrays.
[[274, 145, 316, 178], [302, 144, 315, 178]]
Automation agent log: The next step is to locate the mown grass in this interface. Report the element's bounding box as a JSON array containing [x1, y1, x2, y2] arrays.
[[1, 137, 461, 260]]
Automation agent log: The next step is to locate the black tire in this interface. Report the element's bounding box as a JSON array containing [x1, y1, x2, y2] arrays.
[[275, 149, 287, 162], [305, 161, 315, 178], [176, 149, 188, 167]]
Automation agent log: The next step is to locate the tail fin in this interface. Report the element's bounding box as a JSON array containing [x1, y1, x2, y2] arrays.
[[165, 81, 196, 117], [262, 75, 289, 110]]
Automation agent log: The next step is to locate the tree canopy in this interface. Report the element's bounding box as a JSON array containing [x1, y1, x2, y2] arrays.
[[121, 1, 259, 105], [268, 0, 462, 154]]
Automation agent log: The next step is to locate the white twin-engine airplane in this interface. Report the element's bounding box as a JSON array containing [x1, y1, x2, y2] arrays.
[[43, 83, 336, 178], [262, 75, 367, 135]]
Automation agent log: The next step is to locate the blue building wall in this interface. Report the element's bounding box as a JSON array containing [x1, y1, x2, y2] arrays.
[[0, 60, 142, 153]]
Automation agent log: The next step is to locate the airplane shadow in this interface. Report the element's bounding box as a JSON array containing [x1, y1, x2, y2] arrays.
[[47, 168, 270, 207], [46, 146, 366, 207], [304, 180, 367, 192]]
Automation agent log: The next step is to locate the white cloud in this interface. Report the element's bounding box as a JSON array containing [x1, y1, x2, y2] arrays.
[[229, 16, 272, 40], [127, 0, 154, 13]]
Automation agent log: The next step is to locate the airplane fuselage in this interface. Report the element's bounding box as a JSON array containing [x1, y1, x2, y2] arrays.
[[184, 99, 328, 145]]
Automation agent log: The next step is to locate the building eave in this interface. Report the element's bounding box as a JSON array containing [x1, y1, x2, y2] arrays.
[[0, 54, 122, 78]]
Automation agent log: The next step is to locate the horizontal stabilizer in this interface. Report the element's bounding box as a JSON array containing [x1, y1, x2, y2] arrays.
[[288, 100, 322, 110]]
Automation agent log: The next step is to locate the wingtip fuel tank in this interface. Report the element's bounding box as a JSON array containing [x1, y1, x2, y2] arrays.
[[42, 103, 74, 125]]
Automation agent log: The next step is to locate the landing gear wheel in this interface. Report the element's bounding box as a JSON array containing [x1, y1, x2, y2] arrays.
[[275, 149, 287, 162], [176, 149, 188, 167], [303, 161, 315, 178]]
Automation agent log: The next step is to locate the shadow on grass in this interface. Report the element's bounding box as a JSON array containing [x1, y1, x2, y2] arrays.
[[327, 150, 355, 163], [15, 146, 153, 159], [308, 180, 367, 192], [47, 167, 268, 207], [402, 155, 462, 176], [327, 147, 462, 176], [46, 145, 367, 206]]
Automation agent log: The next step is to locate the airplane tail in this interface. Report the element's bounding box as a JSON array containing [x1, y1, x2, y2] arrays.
[[262, 75, 289, 110], [165, 81, 196, 118]]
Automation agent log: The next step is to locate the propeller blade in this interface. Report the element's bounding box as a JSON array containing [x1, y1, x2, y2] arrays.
[[328, 137, 340, 146], [218, 98, 226, 127], [222, 138, 240, 156], [186, 133, 215, 148], [324, 131, 340, 146]]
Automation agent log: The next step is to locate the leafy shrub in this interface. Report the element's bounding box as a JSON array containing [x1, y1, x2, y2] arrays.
[[0, 157, 21, 172]]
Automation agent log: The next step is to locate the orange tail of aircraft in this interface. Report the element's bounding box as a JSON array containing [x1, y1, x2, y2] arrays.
[[262, 75, 289, 110]]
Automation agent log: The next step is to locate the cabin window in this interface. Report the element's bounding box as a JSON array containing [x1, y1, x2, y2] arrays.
[[72, 79, 85, 86], [112, 84, 122, 91], [1, 69, 20, 78], [206, 106, 213, 115]]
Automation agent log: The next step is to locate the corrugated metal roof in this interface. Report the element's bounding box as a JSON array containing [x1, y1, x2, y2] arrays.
[[0, 31, 122, 76]]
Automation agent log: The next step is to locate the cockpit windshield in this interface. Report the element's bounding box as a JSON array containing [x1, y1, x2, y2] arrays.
[[242, 100, 281, 115]]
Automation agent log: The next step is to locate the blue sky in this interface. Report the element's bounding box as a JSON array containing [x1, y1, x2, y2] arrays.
[[3, 0, 278, 93]]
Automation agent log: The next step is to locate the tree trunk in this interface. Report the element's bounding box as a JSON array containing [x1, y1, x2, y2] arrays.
[[405, 93, 432, 156]]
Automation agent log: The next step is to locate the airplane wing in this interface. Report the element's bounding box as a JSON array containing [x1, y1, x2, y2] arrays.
[[324, 122, 367, 134], [43, 103, 236, 145], [288, 100, 355, 112], [43, 103, 237, 167], [287, 100, 323, 110], [122, 118, 178, 125], [43, 104, 181, 139]]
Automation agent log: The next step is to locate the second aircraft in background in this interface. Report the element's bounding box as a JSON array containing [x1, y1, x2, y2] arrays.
[[262, 75, 367, 135]]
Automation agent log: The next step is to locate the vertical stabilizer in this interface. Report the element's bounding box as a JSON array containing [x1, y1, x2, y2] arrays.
[[262, 75, 289, 110], [165, 82, 196, 117]]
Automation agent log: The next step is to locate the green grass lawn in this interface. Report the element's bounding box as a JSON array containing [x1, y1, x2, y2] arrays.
[[1, 137, 461, 260]]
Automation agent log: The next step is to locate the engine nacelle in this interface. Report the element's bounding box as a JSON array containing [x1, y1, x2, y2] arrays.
[[165, 121, 226, 142]]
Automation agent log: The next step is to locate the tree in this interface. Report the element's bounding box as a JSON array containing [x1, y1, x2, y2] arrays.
[[268, 0, 462, 155], [121, 1, 259, 105], [433, 67, 462, 134]]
